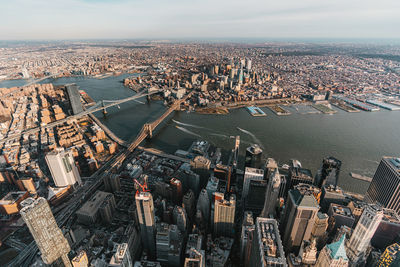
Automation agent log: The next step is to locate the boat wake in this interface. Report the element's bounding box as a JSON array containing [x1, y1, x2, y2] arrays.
[[172, 119, 206, 129], [237, 127, 265, 149], [175, 126, 202, 138]]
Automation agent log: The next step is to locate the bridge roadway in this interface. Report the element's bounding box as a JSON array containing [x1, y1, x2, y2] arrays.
[[6, 92, 192, 267], [0, 89, 163, 144]]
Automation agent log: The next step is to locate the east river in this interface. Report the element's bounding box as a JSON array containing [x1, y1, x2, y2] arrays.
[[2, 75, 400, 194]]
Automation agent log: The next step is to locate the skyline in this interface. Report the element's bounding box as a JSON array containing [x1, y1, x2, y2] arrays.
[[1, 0, 400, 40]]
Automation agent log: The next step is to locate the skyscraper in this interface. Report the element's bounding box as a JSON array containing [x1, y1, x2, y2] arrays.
[[244, 144, 263, 169], [213, 194, 236, 237], [45, 147, 81, 187], [366, 157, 400, 214], [136, 192, 156, 259], [242, 167, 264, 202], [20, 197, 71, 267], [281, 189, 319, 253], [196, 189, 210, 224], [377, 243, 400, 267], [240, 211, 255, 266], [261, 168, 281, 218], [315, 235, 348, 267], [315, 156, 342, 188], [249, 217, 287, 267], [346, 205, 384, 264], [109, 243, 132, 267]]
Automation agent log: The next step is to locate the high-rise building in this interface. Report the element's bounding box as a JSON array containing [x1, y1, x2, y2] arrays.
[[315, 235, 349, 267], [20, 197, 71, 267], [71, 250, 89, 267], [242, 167, 264, 201], [183, 189, 196, 218], [366, 157, 400, 214], [282, 189, 319, 253], [261, 168, 281, 217], [249, 217, 287, 267], [213, 194, 236, 237], [45, 147, 81, 187], [377, 243, 400, 267], [197, 189, 210, 224], [240, 211, 255, 266], [311, 212, 329, 238], [244, 144, 263, 169], [109, 243, 133, 267], [173, 206, 188, 233], [287, 167, 313, 192], [346, 205, 384, 263], [170, 178, 183, 205], [184, 248, 205, 267], [372, 208, 400, 249], [315, 157, 342, 188], [136, 192, 156, 259]]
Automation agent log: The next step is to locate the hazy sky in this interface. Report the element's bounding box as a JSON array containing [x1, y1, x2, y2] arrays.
[[0, 0, 399, 40]]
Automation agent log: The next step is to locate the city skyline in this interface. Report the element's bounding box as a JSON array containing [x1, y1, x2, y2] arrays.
[[1, 0, 400, 40]]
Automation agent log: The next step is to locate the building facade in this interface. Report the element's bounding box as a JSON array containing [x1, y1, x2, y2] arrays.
[[20, 197, 71, 266]]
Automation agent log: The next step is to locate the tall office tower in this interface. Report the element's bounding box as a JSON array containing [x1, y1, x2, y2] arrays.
[[45, 147, 81, 187], [346, 205, 384, 263], [240, 211, 255, 266], [315, 157, 342, 188], [249, 217, 287, 267], [366, 157, 400, 214], [261, 168, 281, 218], [238, 68, 244, 84], [246, 59, 252, 71], [213, 194, 236, 237], [170, 178, 183, 204], [20, 197, 71, 267], [312, 212, 329, 237], [287, 167, 313, 192], [315, 235, 349, 267], [281, 189, 319, 253], [184, 248, 205, 267], [173, 206, 188, 233], [197, 189, 210, 224], [244, 144, 263, 169], [242, 167, 264, 201], [136, 192, 156, 259], [183, 189, 195, 218], [377, 243, 400, 267], [265, 158, 278, 180], [109, 243, 132, 267]]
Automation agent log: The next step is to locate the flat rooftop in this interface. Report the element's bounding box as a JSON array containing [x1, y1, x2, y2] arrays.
[[76, 190, 112, 217], [0, 191, 27, 204]]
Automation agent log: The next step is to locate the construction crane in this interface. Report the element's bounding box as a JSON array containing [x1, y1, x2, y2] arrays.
[[133, 176, 149, 195]]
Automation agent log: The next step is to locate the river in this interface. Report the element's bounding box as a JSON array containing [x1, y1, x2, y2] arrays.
[[2, 75, 400, 194]]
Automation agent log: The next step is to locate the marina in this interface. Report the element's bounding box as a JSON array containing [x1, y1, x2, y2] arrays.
[[246, 106, 267, 116]]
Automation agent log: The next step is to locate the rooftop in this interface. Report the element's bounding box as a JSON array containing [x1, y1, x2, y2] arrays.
[[326, 234, 348, 261]]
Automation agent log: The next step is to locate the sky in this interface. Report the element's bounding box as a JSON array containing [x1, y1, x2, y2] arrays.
[[0, 0, 399, 40]]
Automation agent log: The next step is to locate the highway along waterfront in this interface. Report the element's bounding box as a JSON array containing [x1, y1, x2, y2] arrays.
[[2, 75, 400, 194]]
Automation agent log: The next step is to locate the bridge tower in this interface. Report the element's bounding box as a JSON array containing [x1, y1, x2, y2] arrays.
[[102, 100, 108, 116], [144, 123, 153, 138]]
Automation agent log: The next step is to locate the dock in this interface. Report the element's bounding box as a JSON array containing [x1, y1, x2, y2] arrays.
[[335, 96, 380, 112], [366, 100, 400, 111], [268, 105, 291, 115], [246, 106, 267, 116], [350, 172, 372, 183]]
